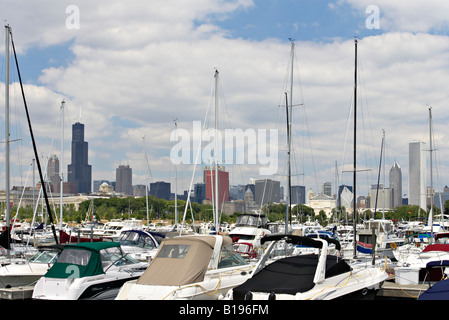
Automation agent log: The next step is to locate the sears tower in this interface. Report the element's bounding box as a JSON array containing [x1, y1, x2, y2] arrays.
[[68, 122, 92, 193]]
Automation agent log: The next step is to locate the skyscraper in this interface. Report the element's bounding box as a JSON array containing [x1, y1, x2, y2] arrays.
[[255, 179, 281, 205], [194, 183, 206, 204], [150, 181, 171, 200], [291, 185, 306, 205], [389, 161, 402, 208], [204, 166, 229, 210], [321, 182, 332, 197], [47, 154, 60, 192], [409, 141, 426, 210], [67, 122, 92, 194], [116, 165, 133, 195]]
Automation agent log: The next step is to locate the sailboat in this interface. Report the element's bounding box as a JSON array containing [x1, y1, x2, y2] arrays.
[[224, 39, 389, 300], [1, 26, 59, 261], [392, 107, 449, 285], [116, 71, 254, 300]]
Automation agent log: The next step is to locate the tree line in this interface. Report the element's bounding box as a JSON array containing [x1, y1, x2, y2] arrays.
[[7, 195, 449, 227]]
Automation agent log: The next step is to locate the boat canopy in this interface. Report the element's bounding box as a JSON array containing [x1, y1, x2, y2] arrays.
[[44, 242, 121, 279], [232, 254, 351, 300], [137, 235, 226, 286], [422, 244, 449, 252]]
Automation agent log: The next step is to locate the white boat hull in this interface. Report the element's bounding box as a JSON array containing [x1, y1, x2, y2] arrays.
[[225, 266, 387, 300], [116, 266, 254, 300]]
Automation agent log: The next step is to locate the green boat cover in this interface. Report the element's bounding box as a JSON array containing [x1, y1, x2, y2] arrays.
[[44, 242, 121, 279]]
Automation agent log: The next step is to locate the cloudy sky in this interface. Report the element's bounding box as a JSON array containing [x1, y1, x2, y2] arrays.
[[1, 0, 449, 202]]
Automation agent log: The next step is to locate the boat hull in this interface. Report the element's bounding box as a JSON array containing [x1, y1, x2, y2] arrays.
[[33, 275, 141, 300], [227, 268, 387, 300]]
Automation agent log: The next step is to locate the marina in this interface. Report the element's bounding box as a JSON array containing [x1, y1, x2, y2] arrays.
[[2, 3, 449, 304]]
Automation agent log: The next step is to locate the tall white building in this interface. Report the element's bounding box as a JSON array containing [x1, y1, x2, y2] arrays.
[[409, 141, 426, 211], [389, 161, 402, 208]]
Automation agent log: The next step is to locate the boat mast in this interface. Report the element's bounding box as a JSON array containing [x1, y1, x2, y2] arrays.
[[284, 40, 294, 234], [429, 106, 434, 242], [174, 119, 178, 227], [9, 27, 59, 245], [353, 38, 358, 259], [373, 129, 384, 220], [5, 25, 11, 256], [214, 70, 219, 233], [143, 136, 151, 226], [60, 100, 65, 230]]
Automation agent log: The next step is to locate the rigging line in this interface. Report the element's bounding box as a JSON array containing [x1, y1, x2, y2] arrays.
[[181, 77, 215, 226], [301, 102, 319, 193], [9, 28, 59, 245], [217, 70, 246, 186], [430, 112, 443, 211], [356, 52, 377, 195], [340, 91, 355, 179]]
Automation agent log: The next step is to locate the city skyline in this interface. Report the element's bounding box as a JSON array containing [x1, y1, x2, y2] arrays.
[[2, 2, 449, 203]]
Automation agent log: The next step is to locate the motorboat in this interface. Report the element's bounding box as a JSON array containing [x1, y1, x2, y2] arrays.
[[228, 213, 271, 248], [115, 234, 255, 300], [417, 260, 449, 300], [393, 241, 449, 285], [224, 234, 389, 300], [118, 229, 162, 262], [32, 242, 148, 300], [342, 219, 404, 260], [0, 245, 62, 288]]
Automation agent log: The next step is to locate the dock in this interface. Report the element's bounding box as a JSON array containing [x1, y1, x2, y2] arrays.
[[0, 286, 34, 300], [0, 280, 433, 300], [377, 280, 430, 300]]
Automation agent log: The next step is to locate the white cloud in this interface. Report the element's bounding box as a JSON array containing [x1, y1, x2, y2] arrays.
[[2, 0, 449, 202]]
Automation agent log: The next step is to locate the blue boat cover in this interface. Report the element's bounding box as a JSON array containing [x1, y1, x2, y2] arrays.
[[426, 260, 449, 270], [418, 279, 449, 300]]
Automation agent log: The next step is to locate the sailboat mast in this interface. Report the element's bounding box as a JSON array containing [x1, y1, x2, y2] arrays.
[[285, 92, 291, 234], [60, 100, 65, 230], [9, 27, 59, 245], [353, 38, 358, 259], [374, 130, 385, 220], [429, 106, 434, 242], [5, 25, 11, 254], [174, 119, 178, 227], [214, 70, 219, 233]]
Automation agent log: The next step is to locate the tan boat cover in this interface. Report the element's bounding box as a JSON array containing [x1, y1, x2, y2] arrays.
[[136, 235, 218, 286]]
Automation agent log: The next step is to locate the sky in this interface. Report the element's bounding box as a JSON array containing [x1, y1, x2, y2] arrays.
[[1, 0, 449, 204]]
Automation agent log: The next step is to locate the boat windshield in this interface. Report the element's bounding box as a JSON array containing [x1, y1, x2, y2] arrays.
[[235, 214, 267, 228], [100, 247, 140, 268], [218, 244, 248, 269], [118, 231, 157, 249], [29, 250, 59, 263]]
